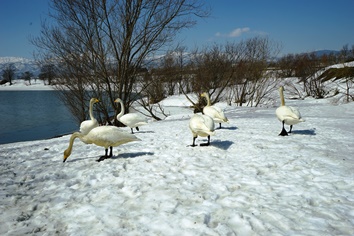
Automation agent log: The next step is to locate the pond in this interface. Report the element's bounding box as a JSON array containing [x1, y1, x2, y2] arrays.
[[0, 91, 78, 144]]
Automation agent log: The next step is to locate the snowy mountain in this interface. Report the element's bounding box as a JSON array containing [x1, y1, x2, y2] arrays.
[[0, 50, 346, 79], [0, 57, 40, 77], [310, 50, 340, 57]]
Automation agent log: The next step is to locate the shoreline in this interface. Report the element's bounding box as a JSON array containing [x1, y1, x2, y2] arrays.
[[0, 80, 54, 91]]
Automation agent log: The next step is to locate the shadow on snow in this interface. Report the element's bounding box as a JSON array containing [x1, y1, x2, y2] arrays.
[[64, 151, 154, 163], [210, 140, 234, 150], [113, 151, 154, 159], [292, 128, 316, 136], [217, 126, 238, 131]]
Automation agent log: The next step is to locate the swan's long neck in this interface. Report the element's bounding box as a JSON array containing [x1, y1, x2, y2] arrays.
[[117, 99, 125, 119], [89, 99, 95, 120], [204, 93, 211, 106], [279, 87, 285, 106], [63, 132, 83, 162]]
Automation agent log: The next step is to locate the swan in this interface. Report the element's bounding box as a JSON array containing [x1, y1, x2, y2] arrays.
[[114, 98, 148, 134], [189, 113, 215, 146], [275, 86, 304, 136], [79, 98, 100, 135], [201, 92, 228, 129], [63, 126, 140, 162]]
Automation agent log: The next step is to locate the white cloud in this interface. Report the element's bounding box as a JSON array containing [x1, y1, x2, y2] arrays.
[[229, 27, 250, 37], [216, 27, 250, 38]]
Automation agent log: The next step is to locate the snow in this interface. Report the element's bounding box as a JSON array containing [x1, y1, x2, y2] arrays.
[[0, 57, 33, 64], [0, 57, 40, 77], [327, 61, 354, 69], [0, 79, 53, 91], [1, 85, 354, 235]]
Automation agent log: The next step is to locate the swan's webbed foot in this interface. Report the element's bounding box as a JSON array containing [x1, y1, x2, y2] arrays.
[[188, 137, 197, 147], [200, 136, 211, 146], [199, 142, 210, 146], [96, 155, 108, 162], [279, 127, 288, 136], [96, 147, 113, 162], [279, 121, 288, 136]]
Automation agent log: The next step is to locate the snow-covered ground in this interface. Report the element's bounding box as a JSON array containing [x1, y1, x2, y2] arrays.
[[0, 79, 53, 90], [1, 89, 354, 235]]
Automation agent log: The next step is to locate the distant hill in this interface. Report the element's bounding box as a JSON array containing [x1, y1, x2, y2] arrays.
[[0, 50, 342, 78], [0, 57, 40, 77], [309, 50, 340, 57]]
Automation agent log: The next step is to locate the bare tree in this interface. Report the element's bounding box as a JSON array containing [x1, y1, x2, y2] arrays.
[[340, 44, 350, 62], [19, 71, 34, 85], [32, 0, 209, 125], [277, 53, 296, 77], [292, 53, 328, 98], [162, 50, 179, 96], [134, 46, 191, 120], [318, 66, 354, 102], [38, 63, 56, 85], [351, 44, 354, 61], [1, 63, 17, 85], [189, 44, 235, 111], [228, 36, 281, 106]]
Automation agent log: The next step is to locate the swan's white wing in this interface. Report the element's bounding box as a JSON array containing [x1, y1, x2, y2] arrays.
[[79, 119, 99, 134], [288, 106, 302, 119], [203, 106, 228, 123], [85, 126, 140, 148], [276, 106, 304, 125], [119, 113, 148, 128], [189, 114, 215, 137]]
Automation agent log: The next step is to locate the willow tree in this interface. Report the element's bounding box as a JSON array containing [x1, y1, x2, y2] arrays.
[[32, 0, 208, 125]]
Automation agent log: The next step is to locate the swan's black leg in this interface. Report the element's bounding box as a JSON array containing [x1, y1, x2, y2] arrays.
[[200, 135, 211, 146], [279, 121, 288, 136], [136, 127, 139, 131], [289, 125, 293, 133], [96, 148, 111, 162], [219, 123, 222, 129], [189, 137, 197, 147], [131, 128, 134, 134]]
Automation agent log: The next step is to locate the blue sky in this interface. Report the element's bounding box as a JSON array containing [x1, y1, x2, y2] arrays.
[[1, 0, 353, 59]]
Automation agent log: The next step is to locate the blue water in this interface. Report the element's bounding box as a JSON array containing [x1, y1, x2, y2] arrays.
[[0, 91, 78, 144]]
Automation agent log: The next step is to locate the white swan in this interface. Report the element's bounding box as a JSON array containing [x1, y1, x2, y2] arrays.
[[201, 92, 228, 129], [189, 113, 215, 146], [63, 126, 140, 162], [79, 98, 99, 135], [114, 98, 148, 133], [275, 86, 304, 136]]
